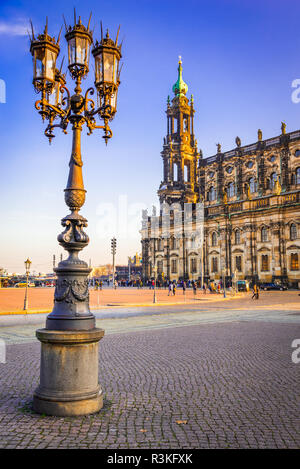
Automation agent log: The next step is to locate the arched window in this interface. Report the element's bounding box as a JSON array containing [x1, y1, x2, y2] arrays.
[[173, 163, 178, 182], [291, 253, 299, 271], [184, 165, 188, 182], [191, 258, 197, 273], [212, 232, 217, 246], [158, 238, 163, 251], [296, 168, 300, 185], [249, 177, 256, 193], [208, 186, 216, 201], [261, 226, 268, 242], [235, 229, 241, 244], [227, 182, 235, 198], [291, 173, 295, 185], [261, 255, 269, 271], [183, 117, 189, 132], [270, 172, 277, 189], [235, 256, 242, 272], [171, 258, 177, 273], [290, 224, 297, 241], [211, 257, 218, 273]]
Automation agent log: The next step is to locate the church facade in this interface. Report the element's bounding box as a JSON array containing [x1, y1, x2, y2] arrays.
[[141, 59, 300, 288]]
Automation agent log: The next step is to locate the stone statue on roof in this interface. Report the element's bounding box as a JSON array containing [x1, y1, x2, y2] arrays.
[[257, 129, 262, 141]]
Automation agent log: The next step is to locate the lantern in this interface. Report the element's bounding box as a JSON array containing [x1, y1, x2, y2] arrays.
[[30, 21, 60, 91], [92, 27, 122, 118], [47, 71, 66, 107], [24, 258, 32, 274], [65, 16, 93, 79]]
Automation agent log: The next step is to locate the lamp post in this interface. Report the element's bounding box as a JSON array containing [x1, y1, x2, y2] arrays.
[[128, 256, 131, 282], [153, 264, 157, 304], [23, 258, 32, 311], [222, 267, 226, 298], [111, 237, 117, 286], [233, 268, 237, 295], [29, 12, 123, 416]]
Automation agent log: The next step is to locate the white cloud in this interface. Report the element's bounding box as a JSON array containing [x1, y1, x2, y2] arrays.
[[0, 21, 28, 36]]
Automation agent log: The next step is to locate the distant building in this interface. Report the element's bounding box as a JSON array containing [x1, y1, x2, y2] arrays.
[[116, 253, 142, 281], [141, 59, 300, 287]]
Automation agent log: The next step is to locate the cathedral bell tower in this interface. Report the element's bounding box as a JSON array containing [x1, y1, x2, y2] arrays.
[[158, 57, 200, 206]]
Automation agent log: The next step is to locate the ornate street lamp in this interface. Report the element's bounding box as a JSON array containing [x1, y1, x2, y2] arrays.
[[23, 258, 32, 311], [29, 12, 123, 417]]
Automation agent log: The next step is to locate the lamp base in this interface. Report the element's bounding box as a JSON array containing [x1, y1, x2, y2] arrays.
[[33, 392, 103, 417], [33, 328, 104, 417]]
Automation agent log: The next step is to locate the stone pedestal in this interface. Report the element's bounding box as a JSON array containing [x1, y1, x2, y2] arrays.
[[33, 328, 104, 417]]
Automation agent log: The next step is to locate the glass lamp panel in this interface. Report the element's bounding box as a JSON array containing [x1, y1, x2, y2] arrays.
[[85, 41, 90, 68], [45, 49, 56, 81], [97, 91, 103, 109], [76, 37, 86, 65], [35, 48, 45, 78], [95, 55, 103, 83], [68, 37, 76, 65], [48, 82, 60, 106], [110, 91, 117, 110], [103, 52, 114, 82], [113, 56, 119, 84]]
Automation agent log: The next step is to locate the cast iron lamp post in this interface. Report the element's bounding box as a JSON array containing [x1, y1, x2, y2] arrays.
[[153, 264, 157, 304], [23, 258, 31, 311], [29, 12, 122, 416]]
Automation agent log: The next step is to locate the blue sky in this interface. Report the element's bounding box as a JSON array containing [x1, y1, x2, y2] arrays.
[[1, 0, 300, 273]]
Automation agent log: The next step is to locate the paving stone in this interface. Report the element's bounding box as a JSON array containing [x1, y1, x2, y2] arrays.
[[0, 321, 299, 448]]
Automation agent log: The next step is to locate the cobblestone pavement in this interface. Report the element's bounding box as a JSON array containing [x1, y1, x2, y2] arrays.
[[0, 320, 299, 449]]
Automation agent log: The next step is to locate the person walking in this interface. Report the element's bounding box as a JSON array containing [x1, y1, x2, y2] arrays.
[[173, 281, 176, 296], [182, 281, 186, 295], [192, 281, 197, 296], [256, 284, 260, 300], [252, 283, 257, 300], [168, 281, 172, 296]]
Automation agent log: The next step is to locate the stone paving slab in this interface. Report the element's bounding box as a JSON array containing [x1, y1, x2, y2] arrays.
[[0, 321, 299, 449]]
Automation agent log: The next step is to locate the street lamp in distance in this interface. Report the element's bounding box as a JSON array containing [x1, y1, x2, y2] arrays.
[[111, 237, 117, 286], [23, 258, 32, 311], [153, 264, 157, 304]]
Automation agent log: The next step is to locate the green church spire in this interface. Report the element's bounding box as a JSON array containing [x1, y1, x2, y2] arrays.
[[172, 56, 188, 97]]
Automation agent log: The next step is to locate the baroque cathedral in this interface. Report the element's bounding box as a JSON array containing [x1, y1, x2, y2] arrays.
[[141, 58, 300, 287]]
